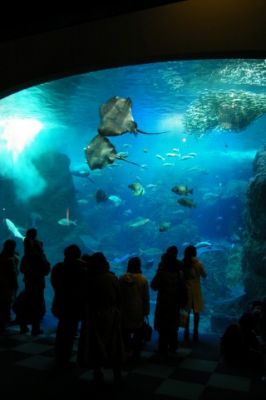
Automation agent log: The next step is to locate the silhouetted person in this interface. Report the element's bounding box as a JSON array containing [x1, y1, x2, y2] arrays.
[[221, 312, 265, 372], [151, 247, 187, 357], [0, 239, 19, 332], [78, 252, 125, 384], [119, 256, 150, 362], [19, 228, 50, 335], [51, 244, 86, 368], [183, 245, 207, 343]]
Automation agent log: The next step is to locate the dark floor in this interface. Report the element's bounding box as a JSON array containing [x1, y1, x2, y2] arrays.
[[0, 326, 265, 399]]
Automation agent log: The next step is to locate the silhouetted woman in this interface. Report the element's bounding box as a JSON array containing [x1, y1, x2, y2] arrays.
[[19, 228, 50, 335], [151, 249, 186, 356], [183, 245, 207, 342], [78, 252, 124, 384], [0, 239, 19, 332], [51, 244, 86, 367], [119, 256, 150, 362]]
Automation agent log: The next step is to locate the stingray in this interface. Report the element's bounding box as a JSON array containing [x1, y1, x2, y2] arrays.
[[84, 134, 142, 170], [98, 96, 163, 136]]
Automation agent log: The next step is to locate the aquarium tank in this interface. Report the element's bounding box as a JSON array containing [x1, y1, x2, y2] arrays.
[[0, 59, 266, 333]]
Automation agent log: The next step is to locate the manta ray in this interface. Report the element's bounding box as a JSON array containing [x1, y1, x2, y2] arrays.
[[84, 134, 142, 170], [98, 96, 163, 136]]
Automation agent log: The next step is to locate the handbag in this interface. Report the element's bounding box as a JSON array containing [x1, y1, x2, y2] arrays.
[[142, 317, 152, 342]]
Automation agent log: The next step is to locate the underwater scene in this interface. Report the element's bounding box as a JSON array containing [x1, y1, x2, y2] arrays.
[[0, 59, 266, 333]]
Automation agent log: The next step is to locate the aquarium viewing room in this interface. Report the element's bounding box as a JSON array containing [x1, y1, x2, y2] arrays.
[[0, 0, 266, 398]]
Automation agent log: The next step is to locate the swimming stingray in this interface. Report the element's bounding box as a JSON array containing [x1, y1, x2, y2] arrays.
[[98, 96, 164, 136], [84, 134, 142, 170]]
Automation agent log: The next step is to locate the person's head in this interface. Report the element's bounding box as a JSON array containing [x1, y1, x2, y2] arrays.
[[91, 252, 109, 273], [25, 228, 37, 240], [64, 244, 81, 260], [2, 239, 16, 255], [166, 245, 178, 258], [127, 256, 141, 273], [184, 245, 197, 260], [159, 252, 176, 272]]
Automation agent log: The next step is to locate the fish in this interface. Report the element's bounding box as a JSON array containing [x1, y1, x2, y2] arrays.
[[171, 185, 193, 196], [77, 199, 89, 204], [58, 208, 77, 226], [129, 218, 150, 228], [177, 198, 197, 208], [123, 208, 132, 216], [84, 134, 141, 170], [58, 218, 77, 226], [180, 155, 195, 160], [71, 169, 91, 178], [156, 154, 165, 161], [98, 96, 164, 136], [111, 252, 137, 265], [128, 182, 145, 196], [166, 153, 179, 157], [159, 222, 171, 232], [197, 244, 227, 255], [71, 168, 96, 184], [5, 218, 25, 240], [139, 247, 162, 257], [108, 195, 123, 206], [202, 192, 219, 200], [95, 189, 108, 203], [195, 241, 212, 248]]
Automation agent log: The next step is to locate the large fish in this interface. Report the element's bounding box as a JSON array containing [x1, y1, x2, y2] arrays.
[[128, 217, 150, 228], [5, 218, 25, 240], [98, 96, 164, 136], [84, 135, 141, 170], [128, 182, 145, 196]]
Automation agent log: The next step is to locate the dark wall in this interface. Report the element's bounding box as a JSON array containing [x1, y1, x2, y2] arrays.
[[0, 0, 265, 98]]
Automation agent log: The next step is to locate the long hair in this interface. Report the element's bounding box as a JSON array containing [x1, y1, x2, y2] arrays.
[[127, 256, 141, 273], [1, 239, 16, 256], [183, 245, 197, 266]]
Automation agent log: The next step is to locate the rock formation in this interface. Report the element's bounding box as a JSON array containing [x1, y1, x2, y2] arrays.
[[242, 146, 266, 299]]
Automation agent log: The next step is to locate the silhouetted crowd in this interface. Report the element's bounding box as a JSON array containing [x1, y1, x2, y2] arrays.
[[1, 228, 265, 383]]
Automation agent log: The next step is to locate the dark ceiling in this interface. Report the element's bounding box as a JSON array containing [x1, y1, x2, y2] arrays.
[[0, 1, 185, 43]]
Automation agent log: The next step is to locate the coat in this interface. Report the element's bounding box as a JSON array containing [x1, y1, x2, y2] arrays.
[[184, 257, 207, 313], [151, 269, 185, 331], [119, 272, 150, 329], [51, 259, 85, 320], [78, 270, 125, 369]]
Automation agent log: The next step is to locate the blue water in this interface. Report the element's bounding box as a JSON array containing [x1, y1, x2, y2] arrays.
[[0, 59, 265, 332]]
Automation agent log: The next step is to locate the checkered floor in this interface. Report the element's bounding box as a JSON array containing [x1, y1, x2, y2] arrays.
[[0, 326, 265, 399]]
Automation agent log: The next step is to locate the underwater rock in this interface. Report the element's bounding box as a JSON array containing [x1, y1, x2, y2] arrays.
[[242, 146, 266, 300], [211, 147, 266, 320], [29, 151, 81, 247]]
